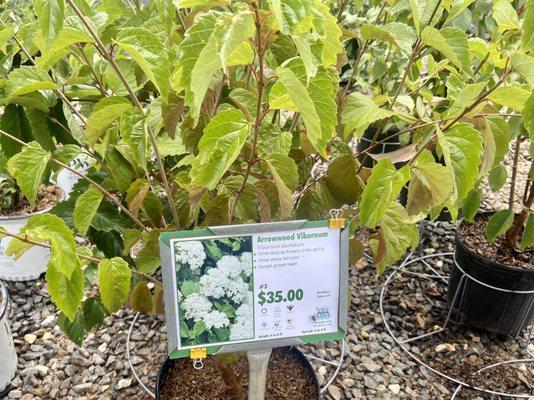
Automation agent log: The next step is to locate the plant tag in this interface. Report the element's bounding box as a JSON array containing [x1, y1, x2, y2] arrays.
[[160, 220, 349, 360]]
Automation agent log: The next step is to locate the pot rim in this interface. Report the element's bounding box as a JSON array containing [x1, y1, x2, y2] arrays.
[[0, 186, 66, 221], [155, 347, 321, 399], [0, 280, 8, 321], [456, 212, 534, 275]]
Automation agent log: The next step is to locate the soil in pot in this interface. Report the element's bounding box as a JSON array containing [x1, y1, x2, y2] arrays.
[[158, 347, 318, 400], [0, 184, 62, 217], [450, 214, 534, 335], [459, 214, 533, 270]]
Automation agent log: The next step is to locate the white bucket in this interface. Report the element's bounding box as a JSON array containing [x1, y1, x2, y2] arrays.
[[0, 282, 17, 393], [55, 156, 91, 199], [0, 194, 63, 281]]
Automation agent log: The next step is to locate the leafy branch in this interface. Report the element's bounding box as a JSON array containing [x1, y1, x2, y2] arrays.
[[65, 0, 181, 230]]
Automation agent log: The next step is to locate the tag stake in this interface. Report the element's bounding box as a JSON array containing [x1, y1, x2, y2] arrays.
[[247, 349, 272, 400]]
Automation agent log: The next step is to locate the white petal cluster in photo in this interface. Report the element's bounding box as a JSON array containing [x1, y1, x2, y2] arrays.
[[174, 241, 206, 271], [181, 293, 230, 329], [203, 310, 230, 330], [181, 293, 212, 322], [199, 252, 253, 305], [230, 303, 254, 341]]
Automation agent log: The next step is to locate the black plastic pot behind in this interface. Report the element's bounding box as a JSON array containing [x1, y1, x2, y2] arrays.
[[449, 219, 534, 336], [156, 347, 321, 399], [356, 126, 401, 168]]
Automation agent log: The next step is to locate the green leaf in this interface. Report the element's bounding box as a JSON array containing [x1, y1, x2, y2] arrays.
[[421, 26, 469, 71], [486, 116, 512, 166], [296, 181, 339, 220], [205, 195, 230, 226], [7, 142, 51, 204], [523, 0, 534, 50], [257, 124, 292, 157], [5, 238, 33, 260], [409, 0, 443, 33], [360, 22, 416, 54], [46, 262, 83, 322], [38, 27, 93, 69], [488, 165, 507, 191], [438, 123, 483, 202], [181, 279, 201, 297], [520, 213, 534, 250], [486, 209, 514, 244], [53, 145, 83, 166], [176, 11, 254, 120], [511, 53, 534, 88], [359, 159, 409, 228], [264, 158, 294, 220], [273, 59, 338, 156], [312, 1, 342, 67], [191, 320, 206, 338], [25, 214, 80, 278], [325, 155, 360, 205], [132, 282, 154, 313], [34, 0, 65, 46], [524, 92, 534, 139], [292, 34, 319, 79], [5, 66, 57, 97], [492, 0, 520, 33], [0, 26, 14, 53], [0, 105, 32, 157], [371, 202, 419, 274], [98, 257, 132, 313], [265, 153, 299, 191], [135, 231, 161, 274], [82, 297, 107, 331], [74, 187, 103, 235], [58, 312, 84, 345], [105, 148, 135, 192], [116, 28, 172, 100], [269, 0, 314, 35], [120, 108, 148, 171], [488, 86, 531, 112], [447, 81, 487, 118], [87, 97, 132, 145], [341, 92, 397, 140], [462, 187, 482, 223], [406, 150, 454, 215], [217, 11, 255, 72], [191, 109, 251, 189]]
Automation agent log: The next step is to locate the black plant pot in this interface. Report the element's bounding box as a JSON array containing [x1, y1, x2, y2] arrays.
[[156, 347, 321, 399], [356, 126, 401, 168], [448, 219, 534, 336]]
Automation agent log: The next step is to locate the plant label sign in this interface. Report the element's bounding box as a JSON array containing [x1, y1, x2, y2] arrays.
[[160, 220, 349, 359]]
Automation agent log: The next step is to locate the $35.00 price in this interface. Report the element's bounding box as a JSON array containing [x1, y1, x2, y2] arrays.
[[257, 289, 304, 306]]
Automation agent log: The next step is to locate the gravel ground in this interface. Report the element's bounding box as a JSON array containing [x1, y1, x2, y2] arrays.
[[1, 144, 532, 400]]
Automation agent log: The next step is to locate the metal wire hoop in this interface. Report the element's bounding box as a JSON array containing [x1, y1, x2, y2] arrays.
[[379, 252, 534, 399]]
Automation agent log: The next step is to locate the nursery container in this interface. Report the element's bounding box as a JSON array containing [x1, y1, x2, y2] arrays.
[[0, 192, 63, 281], [0, 281, 17, 396], [155, 347, 321, 400], [356, 125, 401, 168], [448, 219, 534, 335], [55, 156, 91, 199]]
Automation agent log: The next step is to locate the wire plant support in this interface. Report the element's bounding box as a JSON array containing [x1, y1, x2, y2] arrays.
[[379, 251, 534, 399], [126, 312, 347, 398]]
